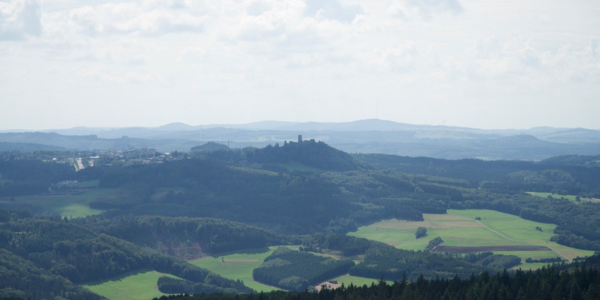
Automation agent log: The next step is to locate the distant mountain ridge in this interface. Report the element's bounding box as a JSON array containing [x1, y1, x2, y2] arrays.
[[1, 119, 599, 161], [4, 119, 598, 140]]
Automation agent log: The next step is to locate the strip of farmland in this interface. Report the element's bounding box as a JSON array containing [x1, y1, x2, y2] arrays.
[[432, 245, 551, 253]]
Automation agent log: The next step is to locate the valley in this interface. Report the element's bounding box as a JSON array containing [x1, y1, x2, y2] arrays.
[[77, 208, 595, 299], [2, 140, 600, 299]]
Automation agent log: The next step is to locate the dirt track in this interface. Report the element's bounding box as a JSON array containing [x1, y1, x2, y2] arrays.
[[432, 245, 551, 253]]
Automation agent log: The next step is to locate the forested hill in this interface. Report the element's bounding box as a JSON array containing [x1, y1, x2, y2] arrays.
[[355, 153, 600, 196], [0, 210, 254, 299], [249, 140, 359, 171], [3, 142, 600, 243], [196, 139, 360, 172], [73, 216, 283, 260]]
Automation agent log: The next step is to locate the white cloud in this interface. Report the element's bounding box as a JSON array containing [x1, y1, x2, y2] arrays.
[[0, 0, 41, 40], [73, 64, 158, 84], [384, 43, 424, 72], [388, 0, 463, 21], [1, 0, 599, 130], [227, 0, 305, 42], [68, 1, 206, 37], [460, 37, 540, 77], [590, 38, 599, 58], [444, 35, 600, 87], [236, 13, 287, 41], [304, 0, 363, 23], [244, 0, 273, 16]]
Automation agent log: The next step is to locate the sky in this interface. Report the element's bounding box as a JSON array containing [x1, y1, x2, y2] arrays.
[[0, 0, 599, 131]]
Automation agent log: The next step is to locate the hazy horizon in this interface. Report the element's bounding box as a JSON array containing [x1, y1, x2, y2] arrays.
[[1, 0, 599, 131], [2, 118, 599, 132]]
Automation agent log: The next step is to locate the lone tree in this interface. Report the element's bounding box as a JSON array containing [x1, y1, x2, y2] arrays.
[[415, 227, 427, 239]]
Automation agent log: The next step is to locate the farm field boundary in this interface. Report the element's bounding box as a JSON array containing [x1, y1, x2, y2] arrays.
[[432, 245, 550, 253]]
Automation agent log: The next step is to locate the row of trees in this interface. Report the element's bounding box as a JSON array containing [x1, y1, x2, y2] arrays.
[[350, 243, 487, 281]]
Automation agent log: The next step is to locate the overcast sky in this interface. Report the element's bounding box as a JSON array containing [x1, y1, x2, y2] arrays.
[[1, 0, 599, 130]]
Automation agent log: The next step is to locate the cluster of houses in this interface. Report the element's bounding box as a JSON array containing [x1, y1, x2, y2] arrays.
[[98, 147, 158, 159], [48, 147, 181, 171], [89, 147, 185, 168]]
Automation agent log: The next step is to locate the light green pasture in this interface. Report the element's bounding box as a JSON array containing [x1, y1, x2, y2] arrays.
[[546, 243, 594, 261], [447, 210, 593, 261], [83, 246, 297, 299], [448, 209, 556, 242], [84, 270, 176, 300], [330, 274, 391, 287], [348, 227, 427, 250], [349, 209, 594, 268], [190, 246, 298, 292], [428, 228, 523, 247]]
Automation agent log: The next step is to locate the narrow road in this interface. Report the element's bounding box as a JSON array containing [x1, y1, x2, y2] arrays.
[[75, 158, 85, 171]]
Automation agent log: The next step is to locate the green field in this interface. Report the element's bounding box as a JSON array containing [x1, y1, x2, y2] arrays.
[[7, 188, 109, 218], [527, 192, 600, 203], [349, 209, 594, 268], [85, 245, 372, 300], [191, 246, 392, 292], [191, 246, 299, 292], [330, 274, 390, 287], [84, 270, 176, 300]]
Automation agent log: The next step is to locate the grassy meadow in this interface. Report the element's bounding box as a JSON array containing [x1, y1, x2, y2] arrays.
[[191, 245, 402, 292], [349, 209, 594, 268], [190, 246, 302, 292], [83, 245, 397, 300], [330, 274, 390, 287], [84, 270, 177, 300], [82, 246, 286, 300], [191, 249, 280, 292]]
